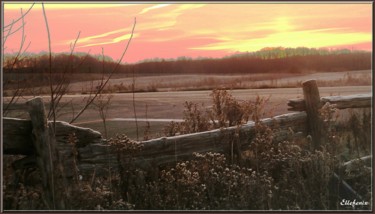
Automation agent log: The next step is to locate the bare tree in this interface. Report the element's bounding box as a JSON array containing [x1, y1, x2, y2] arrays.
[[39, 4, 137, 125], [3, 5, 33, 116], [132, 67, 139, 141], [92, 48, 114, 139], [93, 93, 113, 139], [69, 18, 136, 124], [4, 4, 137, 130]]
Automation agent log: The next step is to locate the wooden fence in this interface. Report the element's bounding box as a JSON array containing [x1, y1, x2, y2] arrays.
[[3, 80, 372, 209]]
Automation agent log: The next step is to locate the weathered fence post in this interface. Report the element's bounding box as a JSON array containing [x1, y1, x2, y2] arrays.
[[26, 97, 67, 209], [302, 80, 323, 150]]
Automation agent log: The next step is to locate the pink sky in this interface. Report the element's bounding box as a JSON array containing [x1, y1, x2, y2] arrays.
[[3, 2, 372, 63]]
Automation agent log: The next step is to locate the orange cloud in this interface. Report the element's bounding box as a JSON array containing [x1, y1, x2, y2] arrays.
[[139, 4, 170, 14], [190, 28, 371, 52], [77, 33, 138, 48], [3, 3, 372, 63]]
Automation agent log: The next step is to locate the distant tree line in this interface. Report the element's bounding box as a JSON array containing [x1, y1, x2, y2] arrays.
[[3, 47, 371, 76], [3, 52, 117, 74]]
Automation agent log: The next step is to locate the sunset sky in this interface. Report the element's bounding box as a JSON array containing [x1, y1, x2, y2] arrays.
[[2, 2, 373, 63]]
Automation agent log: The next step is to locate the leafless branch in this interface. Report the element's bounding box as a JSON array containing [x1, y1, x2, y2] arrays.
[[47, 31, 81, 119], [132, 68, 139, 141], [41, 3, 57, 209], [3, 2, 35, 29], [3, 19, 15, 47], [3, 8, 30, 115], [70, 17, 137, 124], [3, 21, 27, 42], [41, 3, 56, 131]]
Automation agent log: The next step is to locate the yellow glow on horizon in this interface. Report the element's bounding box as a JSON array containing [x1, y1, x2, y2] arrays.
[[3, 2, 371, 62], [190, 29, 371, 52], [274, 17, 294, 32]]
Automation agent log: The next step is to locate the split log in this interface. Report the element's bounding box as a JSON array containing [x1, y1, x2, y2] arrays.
[[135, 112, 307, 167], [330, 172, 364, 202], [4, 112, 307, 177], [76, 143, 118, 178], [329, 155, 372, 203], [339, 155, 372, 175], [3, 116, 107, 178], [3, 118, 102, 156], [302, 80, 323, 150], [342, 155, 372, 168], [288, 93, 371, 111], [26, 97, 67, 210], [3, 117, 34, 155], [77, 112, 308, 176]]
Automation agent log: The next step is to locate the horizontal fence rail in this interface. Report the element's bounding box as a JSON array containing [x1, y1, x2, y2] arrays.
[[288, 93, 371, 111], [4, 112, 307, 177], [3, 79, 372, 209], [3, 91, 371, 177]]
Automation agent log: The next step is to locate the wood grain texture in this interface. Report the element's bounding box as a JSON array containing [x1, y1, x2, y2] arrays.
[[4, 91, 371, 179], [3, 112, 307, 177], [288, 93, 371, 111], [26, 97, 67, 210], [302, 80, 322, 150]]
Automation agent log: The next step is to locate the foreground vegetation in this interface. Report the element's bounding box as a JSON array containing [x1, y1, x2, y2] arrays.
[[3, 5, 370, 210], [3, 90, 371, 210]]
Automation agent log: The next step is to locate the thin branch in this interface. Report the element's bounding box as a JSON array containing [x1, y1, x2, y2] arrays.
[[3, 8, 29, 114], [72, 49, 91, 71], [55, 98, 74, 118], [16, 9, 26, 62], [70, 18, 137, 124], [3, 19, 15, 47], [3, 21, 27, 40], [20, 41, 31, 56], [49, 48, 91, 117], [41, 2, 56, 209], [132, 67, 139, 141], [3, 2, 35, 29], [48, 31, 81, 119], [100, 47, 105, 86], [42, 3, 56, 129], [70, 31, 81, 53]]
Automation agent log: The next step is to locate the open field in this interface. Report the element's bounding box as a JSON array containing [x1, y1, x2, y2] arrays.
[[3, 69, 372, 140], [4, 84, 372, 140], [3, 70, 371, 95], [67, 69, 373, 93], [3, 71, 373, 210]]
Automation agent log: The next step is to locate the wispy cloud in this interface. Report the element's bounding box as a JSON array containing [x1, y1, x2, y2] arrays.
[[74, 27, 137, 48], [139, 4, 170, 14], [3, 3, 371, 63], [155, 4, 205, 19], [190, 28, 371, 52], [143, 4, 205, 30], [78, 29, 128, 44], [77, 33, 138, 48]]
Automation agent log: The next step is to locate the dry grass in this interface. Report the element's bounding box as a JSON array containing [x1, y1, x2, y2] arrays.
[[4, 70, 371, 96], [88, 70, 372, 93], [3, 89, 371, 211]]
